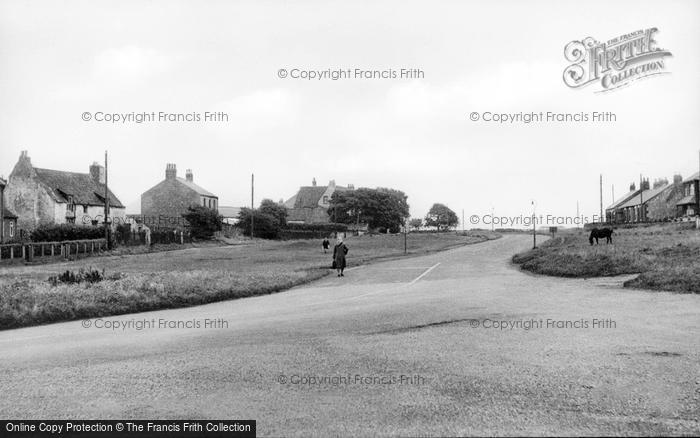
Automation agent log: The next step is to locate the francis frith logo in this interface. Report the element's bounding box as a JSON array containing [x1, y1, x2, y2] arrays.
[[563, 28, 672, 92]]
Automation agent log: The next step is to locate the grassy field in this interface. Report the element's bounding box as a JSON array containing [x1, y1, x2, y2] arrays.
[[512, 223, 700, 294], [0, 231, 499, 330]]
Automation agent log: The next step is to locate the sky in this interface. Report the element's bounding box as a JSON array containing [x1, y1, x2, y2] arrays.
[[1, 0, 698, 228]]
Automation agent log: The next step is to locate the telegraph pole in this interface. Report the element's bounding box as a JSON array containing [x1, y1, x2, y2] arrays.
[[251, 173, 255, 239], [404, 217, 408, 254], [639, 173, 644, 222], [599, 174, 603, 224], [462, 209, 465, 234], [104, 150, 110, 248], [532, 200, 536, 249]]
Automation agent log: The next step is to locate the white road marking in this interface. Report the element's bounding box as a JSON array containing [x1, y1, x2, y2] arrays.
[[409, 263, 441, 285]]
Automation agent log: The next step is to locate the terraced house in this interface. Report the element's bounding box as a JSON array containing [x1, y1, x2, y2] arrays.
[[5, 151, 125, 235]]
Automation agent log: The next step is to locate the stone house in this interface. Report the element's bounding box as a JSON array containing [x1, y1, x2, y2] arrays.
[[141, 164, 218, 220], [606, 175, 685, 223], [5, 151, 125, 234], [676, 172, 699, 217], [0, 177, 18, 242], [284, 178, 354, 224]]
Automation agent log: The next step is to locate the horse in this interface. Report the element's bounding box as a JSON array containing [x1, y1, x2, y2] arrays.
[[589, 228, 613, 245]]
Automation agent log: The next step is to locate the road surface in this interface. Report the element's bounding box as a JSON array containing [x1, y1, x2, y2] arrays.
[[1, 235, 698, 436]]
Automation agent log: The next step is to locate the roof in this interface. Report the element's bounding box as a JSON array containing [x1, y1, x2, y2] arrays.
[[606, 189, 638, 210], [219, 206, 242, 218], [34, 168, 124, 208], [616, 184, 669, 209], [683, 172, 699, 183], [3, 206, 17, 219], [177, 178, 217, 197], [677, 195, 697, 206], [290, 186, 328, 209]]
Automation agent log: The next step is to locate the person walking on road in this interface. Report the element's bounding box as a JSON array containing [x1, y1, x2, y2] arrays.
[[322, 237, 330, 253], [333, 237, 349, 277]]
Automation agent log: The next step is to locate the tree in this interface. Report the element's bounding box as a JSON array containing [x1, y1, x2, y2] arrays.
[[182, 205, 222, 239], [236, 207, 281, 239], [259, 199, 287, 228], [424, 203, 459, 231], [328, 187, 410, 232], [409, 218, 423, 231]]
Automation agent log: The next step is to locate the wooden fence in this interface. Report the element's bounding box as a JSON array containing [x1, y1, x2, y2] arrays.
[[0, 239, 108, 264]]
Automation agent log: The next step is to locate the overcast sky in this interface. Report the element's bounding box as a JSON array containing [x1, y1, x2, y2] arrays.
[[1, 0, 698, 226]]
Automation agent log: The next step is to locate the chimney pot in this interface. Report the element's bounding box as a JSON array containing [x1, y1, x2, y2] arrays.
[[185, 169, 193, 182], [89, 162, 105, 184], [165, 163, 177, 179]]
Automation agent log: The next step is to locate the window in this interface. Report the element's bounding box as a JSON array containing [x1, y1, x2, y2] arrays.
[[323, 196, 328, 204], [83, 205, 88, 213], [9, 222, 14, 238], [202, 198, 206, 206]]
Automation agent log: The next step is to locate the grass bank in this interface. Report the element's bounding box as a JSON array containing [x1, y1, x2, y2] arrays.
[[0, 231, 499, 330], [512, 223, 700, 294]]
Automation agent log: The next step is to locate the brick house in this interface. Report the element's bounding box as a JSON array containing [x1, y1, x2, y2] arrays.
[[284, 178, 354, 224], [0, 177, 18, 242], [5, 151, 125, 234], [141, 164, 218, 219], [676, 172, 700, 217], [606, 175, 685, 223]]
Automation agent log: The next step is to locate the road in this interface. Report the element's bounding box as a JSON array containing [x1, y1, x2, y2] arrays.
[[1, 235, 698, 436]]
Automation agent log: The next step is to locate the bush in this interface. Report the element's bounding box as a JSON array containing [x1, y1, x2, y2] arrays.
[[182, 206, 222, 239], [31, 224, 106, 242], [285, 222, 348, 233], [48, 268, 104, 286]]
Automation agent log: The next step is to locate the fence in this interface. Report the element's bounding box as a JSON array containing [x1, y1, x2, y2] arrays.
[[0, 239, 108, 264]]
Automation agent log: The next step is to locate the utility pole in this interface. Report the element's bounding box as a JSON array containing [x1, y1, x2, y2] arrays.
[[251, 173, 254, 239], [491, 206, 494, 232], [599, 174, 603, 224], [104, 150, 110, 249], [532, 200, 536, 249], [462, 209, 465, 234], [404, 217, 408, 254], [576, 200, 580, 227], [639, 173, 644, 222]]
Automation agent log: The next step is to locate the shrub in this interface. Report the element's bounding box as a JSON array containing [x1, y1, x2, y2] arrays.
[[48, 268, 104, 286], [31, 224, 106, 242], [182, 206, 222, 239]]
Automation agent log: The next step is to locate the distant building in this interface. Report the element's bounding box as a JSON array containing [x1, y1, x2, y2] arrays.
[[141, 164, 218, 219], [5, 151, 125, 233], [676, 172, 700, 217], [0, 177, 18, 242], [284, 178, 354, 224], [606, 175, 685, 223]]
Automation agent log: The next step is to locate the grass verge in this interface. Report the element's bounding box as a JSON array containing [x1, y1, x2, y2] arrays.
[[0, 231, 499, 330], [512, 223, 700, 294]]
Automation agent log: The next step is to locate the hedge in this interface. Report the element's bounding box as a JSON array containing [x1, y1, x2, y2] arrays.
[[30, 224, 106, 242]]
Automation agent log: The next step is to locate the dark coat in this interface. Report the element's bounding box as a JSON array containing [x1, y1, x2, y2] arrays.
[[333, 242, 348, 269]]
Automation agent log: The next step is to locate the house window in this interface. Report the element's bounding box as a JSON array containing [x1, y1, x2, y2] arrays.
[[203, 198, 206, 206], [9, 222, 14, 238], [83, 205, 88, 213], [323, 196, 328, 204]]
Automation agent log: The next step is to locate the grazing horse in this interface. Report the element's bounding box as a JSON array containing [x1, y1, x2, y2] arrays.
[[589, 228, 613, 245]]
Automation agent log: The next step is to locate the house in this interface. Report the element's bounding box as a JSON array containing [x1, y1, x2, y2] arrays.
[[676, 172, 700, 217], [5, 151, 125, 234], [605, 182, 641, 223], [141, 164, 219, 220], [0, 177, 18, 242], [284, 178, 354, 224]]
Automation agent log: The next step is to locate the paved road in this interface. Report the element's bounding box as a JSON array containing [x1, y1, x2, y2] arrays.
[[1, 235, 698, 436]]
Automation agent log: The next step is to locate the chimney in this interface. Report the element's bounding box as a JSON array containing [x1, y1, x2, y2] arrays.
[[185, 169, 193, 182], [347, 184, 354, 190], [641, 178, 650, 191], [673, 174, 683, 185], [629, 182, 636, 191], [89, 161, 105, 184], [312, 178, 317, 187], [653, 177, 668, 189], [19, 150, 30, 163], [329, 179, 336, 188], [165, 163, 177, 180]]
